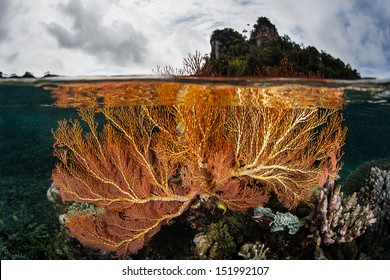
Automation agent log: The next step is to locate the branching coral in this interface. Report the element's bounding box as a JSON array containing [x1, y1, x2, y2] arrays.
[[238, 242, 269, 260], [308, 183, 376, 258], [52, 107, 196, 257], [361, 167, 390, 223], [226, 107, 346, 208]]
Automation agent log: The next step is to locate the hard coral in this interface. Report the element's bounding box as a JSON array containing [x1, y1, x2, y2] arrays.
[[309, 183, 376, 259]]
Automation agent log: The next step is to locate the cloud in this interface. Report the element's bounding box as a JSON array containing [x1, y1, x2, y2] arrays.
[[46, 0, 148, 66], [6, 52, 19, 63], [0, 0, 12, 41], [333, 3, 388, 67], [232, 0, 263, 6]]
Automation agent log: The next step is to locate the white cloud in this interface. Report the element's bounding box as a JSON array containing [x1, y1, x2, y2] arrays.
[[46, 0, 148, 65], [0, 0, 388, 77], [0, 0, 11, 41]]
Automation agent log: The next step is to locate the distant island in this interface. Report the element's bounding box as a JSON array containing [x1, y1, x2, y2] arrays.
[[0, 71, 58, 79], [156, 17, 361, 79], [208, 17, 360, 79]]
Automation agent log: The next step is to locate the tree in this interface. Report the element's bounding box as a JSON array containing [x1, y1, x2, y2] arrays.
[[210, 28, 247, 61], [22, 71, 35, 78], [154, 51, 213, 76]]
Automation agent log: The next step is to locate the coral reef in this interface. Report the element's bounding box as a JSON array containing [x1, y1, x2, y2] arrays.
[[253, 206, 303, 234], [337, 161, 390, 259], [361, 167, 390, 223], [193, 214, 249, 259], [342, 158, 390, 195], [238, 241, 269, 260], [51, 100, 345, 257], [308, 183, 376, 259], [357, 167, 390, 259]]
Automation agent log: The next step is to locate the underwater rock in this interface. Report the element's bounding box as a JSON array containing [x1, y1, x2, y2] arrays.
[[184, 194, 224, 232], [47, 182, 111, 259], [193, 223, 236, 260], [193, 214, 249, 260], [342, 157, 390, 195], [47, 182, 67, 218]]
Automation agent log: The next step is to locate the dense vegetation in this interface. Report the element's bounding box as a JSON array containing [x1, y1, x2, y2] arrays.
[[209, 17, 360, 79]]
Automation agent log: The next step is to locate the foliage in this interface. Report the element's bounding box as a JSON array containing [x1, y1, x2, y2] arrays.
[[210, 28, 247, 61], [210, 17, 360, 79]]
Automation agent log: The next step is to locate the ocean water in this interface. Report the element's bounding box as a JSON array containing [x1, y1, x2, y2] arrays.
[[0, 77, 389, 259]]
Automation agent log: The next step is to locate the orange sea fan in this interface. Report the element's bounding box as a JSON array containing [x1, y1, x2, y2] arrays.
[[52, 107, 197, 257], [51, 102, 346, 257]]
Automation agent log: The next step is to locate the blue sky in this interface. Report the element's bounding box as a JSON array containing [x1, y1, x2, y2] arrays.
[[0, 0, 389, 78]]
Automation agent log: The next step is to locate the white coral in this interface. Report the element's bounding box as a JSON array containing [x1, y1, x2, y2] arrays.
[[364, 167, 390, 222]]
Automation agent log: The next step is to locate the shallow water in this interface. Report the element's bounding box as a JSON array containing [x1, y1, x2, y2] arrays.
[[0, 77, 389, 259]]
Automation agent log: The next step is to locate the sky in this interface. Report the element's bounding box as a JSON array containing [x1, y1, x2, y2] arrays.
[[0, 0, 389, 78]]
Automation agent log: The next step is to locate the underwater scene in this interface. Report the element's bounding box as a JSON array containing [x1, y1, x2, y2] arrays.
[[0, 77, 390, 260]]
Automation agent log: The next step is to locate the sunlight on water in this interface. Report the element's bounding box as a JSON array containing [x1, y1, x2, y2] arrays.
[[45, 80, 345, 109]]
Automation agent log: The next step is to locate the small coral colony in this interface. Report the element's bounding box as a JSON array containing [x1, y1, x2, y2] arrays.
[[47, 82, 382, 259]]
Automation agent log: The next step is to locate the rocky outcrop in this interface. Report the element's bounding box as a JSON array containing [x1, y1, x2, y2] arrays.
[[250, 17, 279, 46], [210, 38, 222, 61], [210, 28, 246, 60], [210, 17, 280, 61]]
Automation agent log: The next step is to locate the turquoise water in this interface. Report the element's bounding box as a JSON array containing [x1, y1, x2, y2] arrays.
[[342, 88, 390, 175], [0, 84, 78, 259], [0, 78, 389, 259]]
